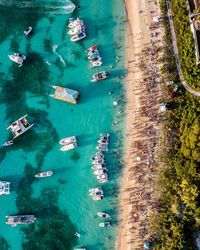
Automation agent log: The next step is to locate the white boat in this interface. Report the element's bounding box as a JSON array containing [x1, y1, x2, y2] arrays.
[[91, 154, 104, 161], [24, 27, 32, 35], [8, 53, 26, 66], [99, 221, 111, 227], [89, 187, 102, 193], [75, 232, 81, 237], [91, 165, 107, 171], [7, 115, 34, 139], [6, 215, 36, 227], [59, 136, 76, 145], [90, 60, 102, 68], [35, 171, 53, 178], [68, 17, 83, 28], [60, 142, 77, 151], [91, 71, 110, 82], [0, 181, 11, 195], [93, 195, 103, 201], [92, 159, 105, 165], [98, 139, 108, 144], [93, 169, 106, 175], [96, 145, 108, 152], [100, 133, 110, 138], [3, 140, 14, 147], [97, 212, 110, 218], [68, 25, 85, 35], [95, 152, 104, 157], [71, 32, 86, 42], [97, 174, 108, 180], [98, 178, 109, 184], [89, 190, 104, 196]]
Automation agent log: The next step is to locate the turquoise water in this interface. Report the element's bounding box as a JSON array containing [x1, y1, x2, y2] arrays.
[[0, 0, 126, 249]]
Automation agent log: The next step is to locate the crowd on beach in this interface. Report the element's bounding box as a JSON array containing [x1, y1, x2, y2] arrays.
[[116, 0, 166, 249]]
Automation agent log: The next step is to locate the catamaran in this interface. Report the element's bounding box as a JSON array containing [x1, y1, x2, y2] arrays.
[[7, 115, 34, 139], [35, 171, 53, 178], [8, 53, 26, 66], [50, 85, 80, 104]]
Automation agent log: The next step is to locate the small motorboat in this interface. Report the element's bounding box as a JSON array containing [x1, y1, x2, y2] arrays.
[[97, 212, 110, 218], [3, 140, 14, 147], [93, 195, 103, 201], [90, 60, 102, 68], [59, 136, 76, 145], [60, 142, 77, 151], [95, 152, 104, 157], [68, 25, 85, 35], [91, 165, 107, 171], [100, 133, 110, 138], [98, 178, 109, 184], [97, 174, 108, 180], [93, 169, 106, 175], [96, 145, 108, 152], [98, 139, 108, 144], [24, 27, 32, 36], [92, 159, 105, 165], [68, 17, 83, 29], [91, 154, 104, 161], [75, 232, 81, 238], [8, 53, 26, 66], [35, 171, 53, 178], [89, 190, 104, 196], [99, 221, 111, 227], [71, 32, 86, 42], [86, 45, 97, 53], [91, 71, 110, 82], [89, 187, 102, 193]]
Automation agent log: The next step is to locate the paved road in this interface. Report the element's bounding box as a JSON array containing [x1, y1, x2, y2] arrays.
[[166, 0, 200, 96]]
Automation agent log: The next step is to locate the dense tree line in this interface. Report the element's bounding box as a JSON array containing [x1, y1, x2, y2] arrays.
[[151, 1, 200, 249], [170, 0, 200, 91]]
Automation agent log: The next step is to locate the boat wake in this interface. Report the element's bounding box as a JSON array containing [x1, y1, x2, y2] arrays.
[[0, 0, 75, 14], [52, 45, 66, 66]]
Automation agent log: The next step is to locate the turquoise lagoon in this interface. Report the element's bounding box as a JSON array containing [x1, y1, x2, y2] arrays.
[[0, 0, 126, 249]]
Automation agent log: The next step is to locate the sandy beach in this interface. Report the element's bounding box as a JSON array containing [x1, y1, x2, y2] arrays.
[[116, 0, 163, 249]]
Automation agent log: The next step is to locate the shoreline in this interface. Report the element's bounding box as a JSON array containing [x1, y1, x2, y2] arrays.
[[116, 0, 163, 249]]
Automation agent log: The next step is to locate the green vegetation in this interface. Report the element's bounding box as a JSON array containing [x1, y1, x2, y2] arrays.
[[151, 1, 200, 249], [16, 164, 77, 250], [170, 0, 200, 91]]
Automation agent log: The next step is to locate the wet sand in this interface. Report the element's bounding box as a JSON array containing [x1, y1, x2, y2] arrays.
[[116, 0, 163, 249]]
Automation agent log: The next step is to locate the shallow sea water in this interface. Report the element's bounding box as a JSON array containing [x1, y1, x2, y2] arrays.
[[0, 0, 126, 249]]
